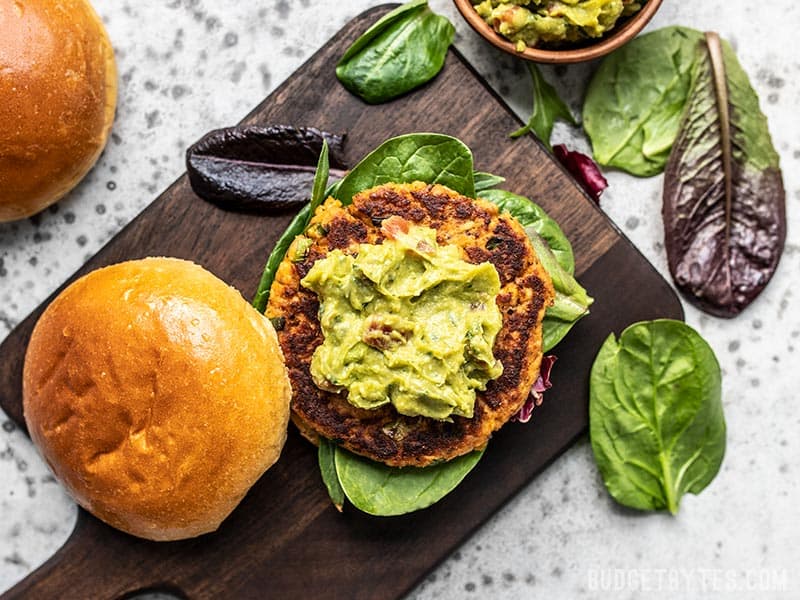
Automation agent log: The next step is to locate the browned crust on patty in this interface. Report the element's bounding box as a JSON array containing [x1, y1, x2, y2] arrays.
[[267, 182, 554, 467]]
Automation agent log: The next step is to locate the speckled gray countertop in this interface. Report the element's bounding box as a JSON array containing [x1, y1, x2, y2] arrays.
[[1, 1, 798, 598]]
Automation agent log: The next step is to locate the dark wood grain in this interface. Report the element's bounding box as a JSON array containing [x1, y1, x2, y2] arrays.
[[0, 6, 682, 599]]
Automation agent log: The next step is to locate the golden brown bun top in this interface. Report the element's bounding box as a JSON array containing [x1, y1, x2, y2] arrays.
[[23, 258, 291, 541], [0, 0, 117, 222]]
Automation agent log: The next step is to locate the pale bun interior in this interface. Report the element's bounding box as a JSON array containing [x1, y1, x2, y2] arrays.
[[0, 0, 117, 222], [23, 257, 291, 541]]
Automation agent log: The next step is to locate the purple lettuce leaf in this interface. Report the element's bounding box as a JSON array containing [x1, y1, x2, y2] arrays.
[[512, 355, 557, 424], [554, 144, 608, 203]]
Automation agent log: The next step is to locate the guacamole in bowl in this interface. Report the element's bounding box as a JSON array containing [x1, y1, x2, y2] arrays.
[[472, 0, 644, 51]]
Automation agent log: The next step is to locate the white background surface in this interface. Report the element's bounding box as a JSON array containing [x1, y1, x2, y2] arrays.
[[1, 1, 798, 598]]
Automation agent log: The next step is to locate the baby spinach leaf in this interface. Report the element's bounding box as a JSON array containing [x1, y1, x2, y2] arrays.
[[526, 230, 593, 352], [511, 63, 576, 151], [336, 0, 455, 104], [335, 133, 475, 203], [334, 445, 484, 516], [318, 438, 345, 511], [663, 33, 786, 317], [309, 140, 330, 216], [253, 205, 310, 313], [590, 320, 725, 514], [542, 316, 581, 356], [479, 188, 575, 275], [338, 0, 426, 64], [473, 171, 506, 192], [252, 141, 330, 312], [583, 27, 704, 176]]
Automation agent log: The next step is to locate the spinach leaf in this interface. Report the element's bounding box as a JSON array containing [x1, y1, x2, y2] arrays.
[[324, 178, 342, 199], [479, 188, 575, 275], [338, 0, 427, 64], [589, 320, 725, 514], [583, 27, 704, 176], [663, 33, 786, 317], [511, 63, 576, 151], [253, 205, 309, 313], [335, 133, 475, 203], [318, 438, 345, 511], [336, 0, 454, 105], [525, 230, 593, 352], [334, 445, 484, 516], [309, 140, 330, 215], [473, 171, 506, 192], [252, 141, 330, 312]]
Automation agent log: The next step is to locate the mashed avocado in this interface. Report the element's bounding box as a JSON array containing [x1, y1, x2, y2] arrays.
[[473, 0, 643, 51], [301, 217, 503, 420]]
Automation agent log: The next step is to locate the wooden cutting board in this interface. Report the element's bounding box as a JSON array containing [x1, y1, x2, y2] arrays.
[[0, 5, 682, 599]]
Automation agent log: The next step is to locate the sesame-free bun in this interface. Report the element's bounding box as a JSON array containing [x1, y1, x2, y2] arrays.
[[22, 258, 291, 541], [0, 0, 117, 222]]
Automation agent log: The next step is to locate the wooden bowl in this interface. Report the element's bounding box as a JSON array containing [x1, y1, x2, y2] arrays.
[[453, 0, 664, 63]]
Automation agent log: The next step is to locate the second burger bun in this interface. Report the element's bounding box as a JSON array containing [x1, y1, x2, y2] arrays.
[[23, 258, 291, 541], [0, 0, 117, 222]]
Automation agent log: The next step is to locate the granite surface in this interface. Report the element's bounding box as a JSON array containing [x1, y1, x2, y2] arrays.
[[1, 0, 798, 598]]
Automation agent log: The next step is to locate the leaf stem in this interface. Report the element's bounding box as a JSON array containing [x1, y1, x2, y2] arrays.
[[704, 32, 732, 249], [659, 451, 679, 515]]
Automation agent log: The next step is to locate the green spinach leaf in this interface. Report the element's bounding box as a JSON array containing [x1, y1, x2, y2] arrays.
[[318, 438, 345, 511], [324, 178, 342, 199], [338, 0, 427, 64], [252, 141, 329, 312], [479, 188, 575, 275], [511, 63, 576, 151], [663, 33, 786, 317], [336, 0, 454, 104], [589, 319, 725, 514], [335, 133, 475, 203], [473, 171, 506, 192], [525, 230, 593, 352], [334, 445, 484, 516], [583, 26, 704, 176], [309, 140, 330, 215]]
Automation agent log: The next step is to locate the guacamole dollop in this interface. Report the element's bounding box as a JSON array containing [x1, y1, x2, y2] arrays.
[[300, 217, 503, 420], [473, 0, 643, 51]]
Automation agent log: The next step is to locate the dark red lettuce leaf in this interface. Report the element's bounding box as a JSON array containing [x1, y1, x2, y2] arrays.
[[554, 144, 608, 203], [663, 33, 786, 317], [533, 354, 556, 393], [512, 355, 557, 424], [186, 125, 347, 214]]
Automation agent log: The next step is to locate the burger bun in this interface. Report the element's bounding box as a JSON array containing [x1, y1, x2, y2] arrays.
[[22, 257, 291, 541], [0, 0, 117, 222]]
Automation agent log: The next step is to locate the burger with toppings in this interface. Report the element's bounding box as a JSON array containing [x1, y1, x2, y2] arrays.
[[257, 134, 591, 515]]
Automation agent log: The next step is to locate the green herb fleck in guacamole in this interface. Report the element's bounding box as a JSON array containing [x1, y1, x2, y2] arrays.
[[301, 217, 503, 421], [472, 0, 643, 51]]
